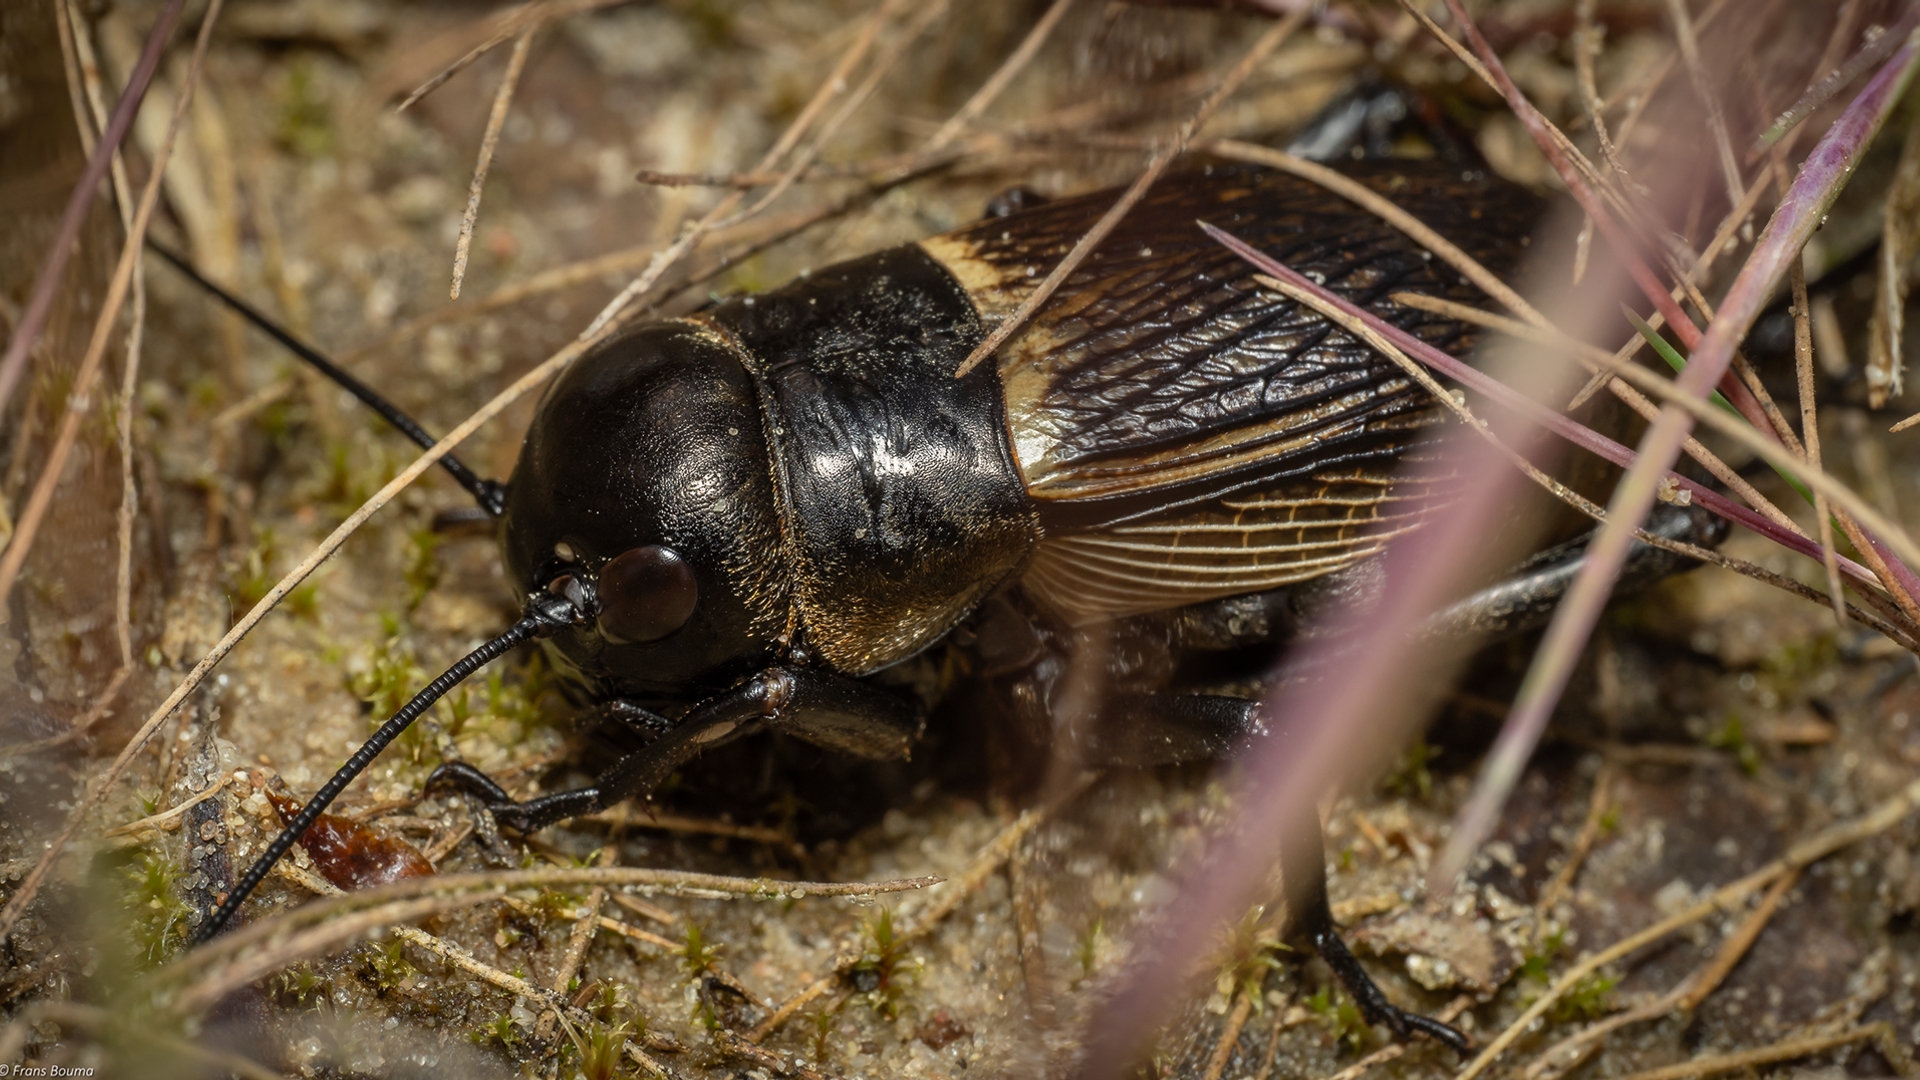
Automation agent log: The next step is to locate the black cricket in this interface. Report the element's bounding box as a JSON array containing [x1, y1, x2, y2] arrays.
[[159, 152, 1714, 1051]]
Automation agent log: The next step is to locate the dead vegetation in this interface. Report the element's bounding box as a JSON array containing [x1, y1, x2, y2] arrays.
[[6, 0, 1920, 1077]]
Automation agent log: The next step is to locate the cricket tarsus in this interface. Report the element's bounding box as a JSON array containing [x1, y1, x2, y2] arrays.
[[146, 240, 507, 517], [189, 592, 579, 944]]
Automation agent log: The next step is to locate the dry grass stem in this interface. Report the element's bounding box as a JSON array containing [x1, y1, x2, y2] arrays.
[[712, 1029, 834, 1080], [1571, 0, 1629, 186], [100, 774, 228, 838], [1792, 260, 1849, 629], [0, 322, 599, 944], [449, 25, 534, 302], [714, 0, 952, 232], [1317, 997, 1470, 1080], [1250, 1006, 1305, 1080], [1662, 0, 1745, 210], [1380, 292, 1920, 603], [1397, 0, 1612, 202], [1676, 868, 1801, 1012], [172, 894, 482, 1015], [1007, 844, 1053, 1017], [359, 155, 952, 364], [610, 891, 678, 926], [1253, 270, 1743, 608], [1605, 0, 1734, 144], [584, 0, 909, 340], [1608, 1026, 1883, 1080], [1458, 773, 1920, 1080], [1201, 138, 1798, 537], [51, 0, 94, 164], [1522, 868, 1801, 1080], [163, 865, 934, 1020], [60, 0, 151, 746], [392, 0, 623, 114], [922, 0, 1075, 151], [0, 0, 223, 618], [1566, 167, 1779, 411], [954, 8, 1305, 378], [1203, 141, 1545, 326], [594, 914, 677, 950], [1237, 240, 1920, 649], [392, 924, 674, 1078], [1873, 113, 1920, 405], [535, 841, 618, 1042], [0, 0, 186, 419], [1533, 766, 1612, 918], [1390, 292, 1805, 537], [1200, 991, 1254, 1080], [1755, 8, 1920, 158], [749, 797, 1071, 1043]]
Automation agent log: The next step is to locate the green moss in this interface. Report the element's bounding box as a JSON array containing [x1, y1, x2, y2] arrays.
[[682, 0, 737, 47], [808, 1006, 839, 1064], [851, 907, 919, 1018], [286, 579, 321, 619], [273, 962, 329, 1007], [533, 887, 589, 923], [1218, 906, 1289, 1011], [1381, 737, 1436, 801], [404, 526, 442, 609], [365, 939, 417, 991], [353, 621, 423, 714], [575, 1019, 629, 1080], [1305, 985, 1369, 1053], [276, 60, 334, 157], [477, 1013, 518, 1051], [232, 528, 280, 612], [677, 921, 723, 977], [1707, 713, 1762, 775], [1076, 917, 1105, 980], [125, 850, 189, 968], [1552, 971, 1618, 1022]]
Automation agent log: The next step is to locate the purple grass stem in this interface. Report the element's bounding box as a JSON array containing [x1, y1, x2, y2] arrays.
[[1431, 28, 1920, 917], [0, 0, 187, 420], [1199, 223, 1880, 590]]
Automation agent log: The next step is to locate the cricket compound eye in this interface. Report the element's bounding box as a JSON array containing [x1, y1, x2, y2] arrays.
[[596, 545, 698, 644]]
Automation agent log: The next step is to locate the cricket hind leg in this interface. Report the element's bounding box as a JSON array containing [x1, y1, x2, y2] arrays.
[[1419, 501, 1725, 641], [1059, 689, 1470, 1051], [1282, 817, 1474, 1052]]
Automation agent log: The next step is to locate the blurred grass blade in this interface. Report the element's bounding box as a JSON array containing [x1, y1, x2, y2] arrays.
[[1434, 19, 1920, 994]]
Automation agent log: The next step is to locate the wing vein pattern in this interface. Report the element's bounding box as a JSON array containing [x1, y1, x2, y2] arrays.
[[925, 160, 1538, 622]]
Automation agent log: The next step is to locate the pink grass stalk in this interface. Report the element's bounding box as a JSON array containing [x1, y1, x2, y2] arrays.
[[1430, 28, 1920, 893], [1200, 223, 1879, 589], [1434, 0, 1784, 446], [0, 0, 187, 419], [1064, 213, 1620, 1078], [1071, 392, 1552, 1077], [1075, 31, 1919, 1071]]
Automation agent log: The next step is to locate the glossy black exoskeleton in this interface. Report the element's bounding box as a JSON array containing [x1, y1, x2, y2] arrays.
[[168, 144, 1723, 1050]]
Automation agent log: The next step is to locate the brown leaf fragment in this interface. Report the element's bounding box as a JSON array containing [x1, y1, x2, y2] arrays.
[[263, 776, 434, 891], [1869, 109, 1920, 407], [1350, 909, 1516, 994]]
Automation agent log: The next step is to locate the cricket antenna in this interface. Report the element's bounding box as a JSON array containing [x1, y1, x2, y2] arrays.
[[148, 240, 508, 518], [191, 591, 583, 945]]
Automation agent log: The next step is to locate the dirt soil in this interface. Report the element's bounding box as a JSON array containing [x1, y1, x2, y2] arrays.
[[5, 1, 1920, 1078]]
